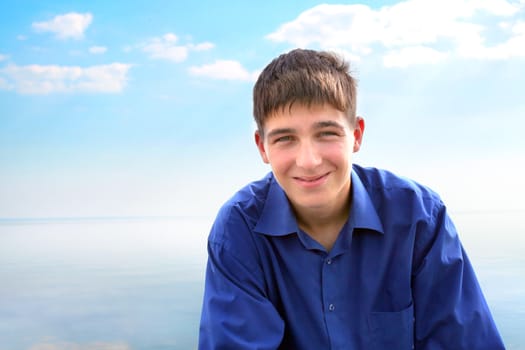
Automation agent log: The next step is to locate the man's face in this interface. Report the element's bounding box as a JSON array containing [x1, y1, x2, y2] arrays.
[[255, 103, 364, 214]]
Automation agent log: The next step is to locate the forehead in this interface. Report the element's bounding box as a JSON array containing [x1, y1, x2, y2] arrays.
[[263, 103, 350, 130]]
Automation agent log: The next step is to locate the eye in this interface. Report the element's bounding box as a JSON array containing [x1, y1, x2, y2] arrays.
[[274, 135, 294, 143], [319, 131, 340, 137]]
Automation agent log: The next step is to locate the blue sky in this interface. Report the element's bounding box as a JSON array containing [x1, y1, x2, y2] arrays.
[[1, 0, 524, 219]]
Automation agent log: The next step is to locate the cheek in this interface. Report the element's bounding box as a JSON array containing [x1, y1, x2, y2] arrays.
[[267, 148, 295, 170], [324, 147, 353, 173], [321, 142, 349, 161]]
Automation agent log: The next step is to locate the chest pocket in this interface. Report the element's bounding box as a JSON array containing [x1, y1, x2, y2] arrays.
[[369, 302, 414, 349]]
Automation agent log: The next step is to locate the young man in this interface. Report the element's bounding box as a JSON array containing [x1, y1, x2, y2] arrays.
[[199, 49, 505, 349]]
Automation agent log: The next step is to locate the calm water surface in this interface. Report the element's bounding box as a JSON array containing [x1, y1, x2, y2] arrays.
[[0, 212, 523, 349]]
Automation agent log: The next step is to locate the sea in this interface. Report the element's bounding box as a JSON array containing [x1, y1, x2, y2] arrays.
[[0, 211, 523, 350]]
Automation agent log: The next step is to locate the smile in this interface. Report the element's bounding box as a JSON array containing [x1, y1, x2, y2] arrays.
[[293, 173, 330, 187]]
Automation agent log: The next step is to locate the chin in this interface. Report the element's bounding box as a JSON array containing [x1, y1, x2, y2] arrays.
[[292, 195, 332, 210]]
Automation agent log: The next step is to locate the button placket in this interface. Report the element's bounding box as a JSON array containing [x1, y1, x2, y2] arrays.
[[325, 258, 335, 312]]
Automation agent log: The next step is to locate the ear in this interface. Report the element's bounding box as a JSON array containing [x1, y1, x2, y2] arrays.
[[255, 130, 270, 164], [352, 116, 365, 153]]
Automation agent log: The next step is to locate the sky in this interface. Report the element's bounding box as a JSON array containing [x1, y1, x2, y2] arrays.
[[1, 0, 524, 220]]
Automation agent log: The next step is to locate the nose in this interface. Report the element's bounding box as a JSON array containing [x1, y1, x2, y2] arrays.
[[296, 140, 322, 169]]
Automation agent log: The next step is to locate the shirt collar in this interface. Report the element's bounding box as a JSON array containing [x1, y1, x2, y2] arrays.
[[349, 170, 384, 235], [254, 170, 384, 236], [254, 175, 299, 236]]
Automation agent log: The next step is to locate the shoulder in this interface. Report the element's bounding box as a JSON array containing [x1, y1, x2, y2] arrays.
[[354, 164, 441, 200], [353, 164, 444, 218], [209, 172, 273, 245]]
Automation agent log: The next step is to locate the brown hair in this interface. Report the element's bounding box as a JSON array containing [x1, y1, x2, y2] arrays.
[[253, 48, 357, 134]]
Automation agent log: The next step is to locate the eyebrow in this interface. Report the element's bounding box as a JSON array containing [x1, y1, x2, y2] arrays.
[[313, 120, 346, 131], [266, 128, 296, 139]]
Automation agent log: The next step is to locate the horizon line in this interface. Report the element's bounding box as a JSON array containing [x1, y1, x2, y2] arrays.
[[1, 209, 524, 224]]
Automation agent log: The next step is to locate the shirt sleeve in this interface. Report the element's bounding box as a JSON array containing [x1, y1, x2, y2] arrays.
[[198, 207, 285, 350], [412, 201, 505, 349]]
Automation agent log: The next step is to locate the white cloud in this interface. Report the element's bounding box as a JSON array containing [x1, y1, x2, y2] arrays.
[[383, 46, 450, 67], [140, 33, 214, 62], [0, 63, 132, 94], [513, 19, 525, 34], [266, 0, 525, 67], [32, 12, 93, 40], [17, 34, 27, 41], [0, 54, 8, 61], [190, 42, 215, 51], [189, 60, 259, 81], [457, 19, 525, 59], [89, 46, 107, 54]]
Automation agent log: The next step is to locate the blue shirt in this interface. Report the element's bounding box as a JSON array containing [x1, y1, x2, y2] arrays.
[[199, 165, 505, 349]]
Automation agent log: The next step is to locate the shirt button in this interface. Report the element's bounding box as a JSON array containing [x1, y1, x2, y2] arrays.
[[328, 304, 335, 311], [326, 259, 332, 265]]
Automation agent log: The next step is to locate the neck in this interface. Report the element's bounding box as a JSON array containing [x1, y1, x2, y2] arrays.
[[296, 203, 349, 230], [293, 185, 352, 251]]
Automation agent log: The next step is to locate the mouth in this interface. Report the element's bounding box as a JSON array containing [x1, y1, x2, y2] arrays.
[[293, 172, 330, 187]]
